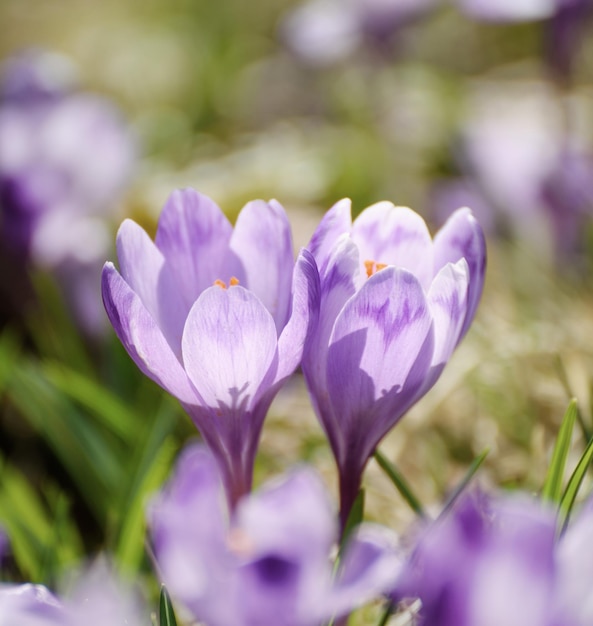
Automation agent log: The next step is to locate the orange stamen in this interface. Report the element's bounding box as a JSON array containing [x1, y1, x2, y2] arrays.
[[214, 279, 227, 289], [364, 259, 388, 278], [229, 276, 240, 286]]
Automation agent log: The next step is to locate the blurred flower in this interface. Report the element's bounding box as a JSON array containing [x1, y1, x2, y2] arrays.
[[457, 0, 555, 22], [437, 85, 593, 265], [303, 200, 485, 528], [102, 188, 319, 506], [281, 0, 438, 65], [0, 561, 146, 626], [149, 444, 400, 626], [392, 490, 593, 626], [281, 0, 561, 65], [0, 49, 136, 334]]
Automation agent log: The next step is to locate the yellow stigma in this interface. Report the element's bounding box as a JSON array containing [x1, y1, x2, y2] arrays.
[[213, 277, 240, 289], [364, 260, 387, 278]]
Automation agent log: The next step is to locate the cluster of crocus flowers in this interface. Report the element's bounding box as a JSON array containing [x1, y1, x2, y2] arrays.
[[148, 444, 401, 626], [392, 490, 593, 626], [102, 188, 484, 520]]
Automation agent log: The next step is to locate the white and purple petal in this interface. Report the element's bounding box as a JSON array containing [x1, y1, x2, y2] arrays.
[[181, 285, 279, 415], [433, 207, 486, 339], [101, 263, 197, 405], [306, 198, 352, 273], [155, 188, 236, 308], [230, 199, 294, 332], [116, 219, 187, 355], [326, 267, 434, 465], [351, 203, 434, 291]]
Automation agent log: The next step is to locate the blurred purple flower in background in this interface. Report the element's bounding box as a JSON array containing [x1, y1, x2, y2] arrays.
[[392, 490, 593, 626], [434, 87, 593, 265], [102, 189, 319, 506], [0, 49, 136, 334], [281, 0, 438, 65], [303, 200, 485, 528], [0, 561, 146, 626], [281, 0, 566, 65], [149, 444, 400, 626]]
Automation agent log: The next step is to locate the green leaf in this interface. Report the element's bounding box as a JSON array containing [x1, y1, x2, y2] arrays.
[[374, 449, 426, 518], [542, 399, 578, 503], [159, 585, 178, 626], [559, 433, 593, 530], [42, 361, 138, 441], [439, 448, 489, 519]]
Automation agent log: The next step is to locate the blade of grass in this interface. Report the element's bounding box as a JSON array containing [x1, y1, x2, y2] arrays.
[[374, 449, 426, 518], [439, 448, 489, 519], [159, 585, 178, 626], [542, 399, 578, 503], [559, 434, 593, 531]]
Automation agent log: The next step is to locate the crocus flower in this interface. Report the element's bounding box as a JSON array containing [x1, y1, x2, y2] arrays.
[[102, 189, 319, 506], [303, 199, 485, 528], [0, 49, 136, 335], [149, 444, 400, 626], [392, 490, 593, 626]]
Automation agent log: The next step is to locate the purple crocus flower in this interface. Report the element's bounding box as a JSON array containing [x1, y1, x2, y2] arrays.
[[392, 491, 559, 626], [392, 490, 593, 626], [102, 189, 319, 506], [149, 444, 400, 626], [303, 199, 485, 528]]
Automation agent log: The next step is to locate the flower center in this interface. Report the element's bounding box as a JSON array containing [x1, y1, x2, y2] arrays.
[[364, 259, 387, 278], [213, 277, 240, 289]]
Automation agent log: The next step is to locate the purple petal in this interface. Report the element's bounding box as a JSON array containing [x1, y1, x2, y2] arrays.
[[433, 207, 486, 339], [423, 259, 469, 389], [181, 285, 279, 413], [116, 219, 186, 356], [236, 468, 336, 561], [0, 584, 62, 624], [101, 263, 197, 405], [351, 202, 434, 291], [234, 468, 336, 626], [306, 198, 352, 273], [230, 199, 294, 331], [326, 267, 434, 466], [329, 525, 401, 620], [275, 248, 320, 384], [302, 236, 359, 452], [155, 188, 236, 309], [148, 445, 234, 623]]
